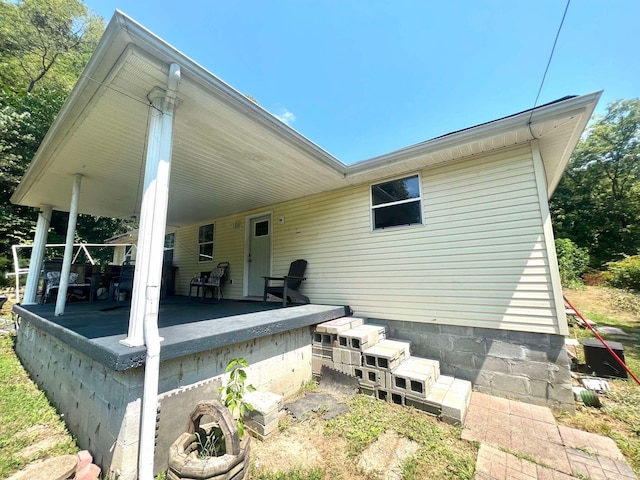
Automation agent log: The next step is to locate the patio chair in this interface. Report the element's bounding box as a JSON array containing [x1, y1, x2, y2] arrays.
[[201, 262, 229, 302], [263, 259, 309, 307], [40, 259, 86, 304], [115, 263, 135, 302]]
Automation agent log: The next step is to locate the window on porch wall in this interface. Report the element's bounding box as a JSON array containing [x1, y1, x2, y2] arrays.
[[198, 224, 214, 262], [164, 232, 175, 264]]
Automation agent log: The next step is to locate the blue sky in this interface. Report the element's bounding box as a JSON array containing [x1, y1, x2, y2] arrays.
[[84, 1, 639, 164]]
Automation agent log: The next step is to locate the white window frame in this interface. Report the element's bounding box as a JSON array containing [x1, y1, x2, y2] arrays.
[[370, 174, 423, 230], [198, 223, 214, 262], [164, 232, 175, 264]]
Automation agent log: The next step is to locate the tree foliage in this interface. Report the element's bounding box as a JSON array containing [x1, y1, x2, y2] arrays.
[[0, 1, 131, 267], [551, 99, 640, 267], [0, 0, 103, 93], [555, 238, 589, 288]]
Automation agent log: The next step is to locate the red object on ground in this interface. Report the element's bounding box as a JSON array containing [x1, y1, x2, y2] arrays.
[[76, 450, 93, 471], [75, 463, 101, 480], [564, 295, 640, 386], [75, 450, 101, 480]]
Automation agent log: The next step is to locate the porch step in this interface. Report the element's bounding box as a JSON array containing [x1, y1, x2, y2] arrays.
[[313, 316, 473, 425]]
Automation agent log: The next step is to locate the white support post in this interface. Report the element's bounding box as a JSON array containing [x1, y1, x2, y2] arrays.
[[126, 64, 180, 480], [55, 174, 82, 316], [23, 206, 53, 305]]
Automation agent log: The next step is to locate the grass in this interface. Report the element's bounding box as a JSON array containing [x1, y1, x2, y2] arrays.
[[251, 466, 323, 480], [0, 335, 77, 478], [325, 395, 477, 480], [559, 286, 640, 476]]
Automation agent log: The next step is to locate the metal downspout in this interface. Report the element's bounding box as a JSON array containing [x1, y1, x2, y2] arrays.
[[138, 62, 181, 480]]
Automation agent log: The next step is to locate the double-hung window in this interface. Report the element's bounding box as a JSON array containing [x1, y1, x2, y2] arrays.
[[164, 232, 175, 264], [198, 224, 214, 262], [371, 174, 422, 230]]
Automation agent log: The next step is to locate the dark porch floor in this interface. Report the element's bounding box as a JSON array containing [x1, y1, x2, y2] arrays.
[[14, 297, 349, 371]]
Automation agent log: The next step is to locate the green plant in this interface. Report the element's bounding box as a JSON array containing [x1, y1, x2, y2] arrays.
[[194, 425, 226, 458], [555, 238, 589, 288], [219, 357, 255, 437], [604, 255, 640, 290], [251, 466, 323, 480]]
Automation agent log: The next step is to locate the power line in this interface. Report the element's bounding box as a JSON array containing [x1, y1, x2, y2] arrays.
[[528, 0, 571, 131]]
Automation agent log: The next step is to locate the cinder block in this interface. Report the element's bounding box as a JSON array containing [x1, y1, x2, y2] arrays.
[[340, 364, 354, 376], [245, 390, 283, 416], [359, 366, 381, 387], [390, 391, 405, 406], [315, 316, 365, 334], [424, 384, 449, 408], [360, 386, 375, 397], [391, 357, 439, 398], [363, 339, 410, 371], [338, 324, 387, 352], [312, 345, 332, 359], [441, 384, 472, 425], [245, 412, 285, 438], [405, 396, 440, 416], [341, 349, 362, 366], [376, 388, 390, 402], [312, 356, 323, 375]]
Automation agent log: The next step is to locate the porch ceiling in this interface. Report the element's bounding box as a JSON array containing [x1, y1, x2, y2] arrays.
[[11, 11, 601, 227]]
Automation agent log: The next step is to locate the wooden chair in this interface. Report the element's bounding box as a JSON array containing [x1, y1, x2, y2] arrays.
[[190, 262, 229, 301], [263, 259, 309, 307], [202, 262, 229, 301]]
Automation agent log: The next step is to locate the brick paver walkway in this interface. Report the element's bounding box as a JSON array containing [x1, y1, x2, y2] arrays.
[[463, 392, 637, 480]]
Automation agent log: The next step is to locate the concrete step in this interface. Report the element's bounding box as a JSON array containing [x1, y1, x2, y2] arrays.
[[337, 324, 387, 351], [390, 356, 440, 398], [312, 317, 473, 425], [363, 339, 411, 371]]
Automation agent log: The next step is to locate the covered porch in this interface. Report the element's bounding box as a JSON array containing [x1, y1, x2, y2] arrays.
[[13, 298, 349, 477]]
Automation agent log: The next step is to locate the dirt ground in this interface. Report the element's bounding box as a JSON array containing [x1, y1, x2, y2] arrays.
[[250, 414, 366, 479]]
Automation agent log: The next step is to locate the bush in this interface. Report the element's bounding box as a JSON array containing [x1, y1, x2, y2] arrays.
[[603, 255, 640, 291], [555, 238, 589, 288], [0, 257, 12, 288]]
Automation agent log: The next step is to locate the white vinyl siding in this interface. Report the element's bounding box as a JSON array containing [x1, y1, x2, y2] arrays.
[[172, 144, 561, 334]]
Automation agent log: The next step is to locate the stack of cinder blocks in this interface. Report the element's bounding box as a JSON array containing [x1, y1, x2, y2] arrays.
[[312, 317, 472, 425], [244, 390, 285, 440]]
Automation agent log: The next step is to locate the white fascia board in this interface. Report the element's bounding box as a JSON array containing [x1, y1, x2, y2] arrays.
[[345, 91, 603, 180]]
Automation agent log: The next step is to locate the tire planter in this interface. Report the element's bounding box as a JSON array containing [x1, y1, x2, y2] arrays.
[[167, 400, 251, 480]]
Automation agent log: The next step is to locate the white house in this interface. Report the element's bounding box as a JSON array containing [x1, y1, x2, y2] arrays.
[[11, 11, 600, 480]]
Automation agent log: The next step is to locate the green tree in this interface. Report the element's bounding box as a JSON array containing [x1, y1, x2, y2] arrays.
[[551, 99, 640, 267], [0, 1, 132, 269], [0, 0, 103, 93], [555, 238, 589, 288]]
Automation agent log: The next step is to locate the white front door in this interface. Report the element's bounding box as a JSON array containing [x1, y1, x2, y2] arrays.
[[246, 214, 271, 297]]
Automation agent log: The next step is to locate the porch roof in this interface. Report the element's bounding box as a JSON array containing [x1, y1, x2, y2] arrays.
[[13, 299, 348, 370], [11, 11, 601, 226]]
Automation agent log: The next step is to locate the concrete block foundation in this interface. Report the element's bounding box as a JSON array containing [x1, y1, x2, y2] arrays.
[[378, 320, 574, 409]]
